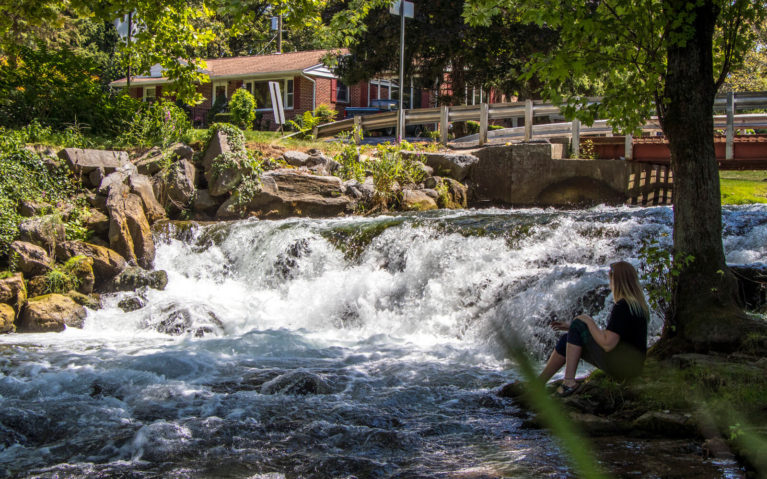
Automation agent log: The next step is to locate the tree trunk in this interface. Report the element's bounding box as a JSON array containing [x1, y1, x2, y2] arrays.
[[450, 58, 468, 139], [657, 0, 751, 354]]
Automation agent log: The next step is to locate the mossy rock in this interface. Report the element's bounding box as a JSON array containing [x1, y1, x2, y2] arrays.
[[65, 290, 101, 310], [16, 293, 86, 332], [0, 303, 15, 333]]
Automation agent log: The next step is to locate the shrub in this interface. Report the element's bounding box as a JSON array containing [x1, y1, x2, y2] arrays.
[[229, 89, 257, 130], [369, 142, 427, 208], [0, 136, 81, 261], [287, 104, 339, 138], [466, 120, 505, 135], [314, 104, 338, 124], [118, 100, 191, 149], [213, 112, 234, 124]]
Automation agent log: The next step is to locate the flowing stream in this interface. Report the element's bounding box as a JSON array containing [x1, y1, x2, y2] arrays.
[[2, 205, 766, 478]]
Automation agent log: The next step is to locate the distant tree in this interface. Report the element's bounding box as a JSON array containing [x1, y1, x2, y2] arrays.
[[465, 0, 767, 353], [724, 18, 767, 92], [327, 0, 561, 137]]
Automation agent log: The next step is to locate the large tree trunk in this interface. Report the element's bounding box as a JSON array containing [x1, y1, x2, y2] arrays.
[[657, 0, 751, 354]]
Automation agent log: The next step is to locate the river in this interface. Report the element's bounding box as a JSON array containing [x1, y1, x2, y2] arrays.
[[2, 205, 766, 478]]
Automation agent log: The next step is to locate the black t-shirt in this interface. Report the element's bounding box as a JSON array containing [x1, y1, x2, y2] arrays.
[[605, 299, 648, 355]]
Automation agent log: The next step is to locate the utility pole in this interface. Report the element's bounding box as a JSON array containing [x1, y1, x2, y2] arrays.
[[390, 1, 413, 143], [277, 14, 283, 54], [126, 11, 133, 89]]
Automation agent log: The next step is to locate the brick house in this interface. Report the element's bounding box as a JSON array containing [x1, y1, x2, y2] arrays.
[[111, 49, 434, 129]]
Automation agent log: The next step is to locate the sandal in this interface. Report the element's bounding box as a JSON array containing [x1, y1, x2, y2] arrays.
[[555, 381, 581, 397]]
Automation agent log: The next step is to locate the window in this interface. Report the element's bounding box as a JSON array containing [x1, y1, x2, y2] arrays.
[[213, 82, 227, 105], [243, 79, 294, 110], [336, 82, 349, 103], [143, 86, 156, 103], [467, 86, 483, 105], [285, 79, 294, 108]]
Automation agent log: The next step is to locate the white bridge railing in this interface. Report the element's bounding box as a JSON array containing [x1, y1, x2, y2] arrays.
[[312, 92, 767, 161]]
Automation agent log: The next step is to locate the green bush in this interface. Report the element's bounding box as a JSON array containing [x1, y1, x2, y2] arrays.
[[0, 42, 139, 137], [213, 112, 234, 124], [370, 142, 427, 208], [314, 104, 338, 124], [0, 134, 81, 261], [229, 89, 257, 130], [466, 120, 505, 135], [118, 100, 191, 149]]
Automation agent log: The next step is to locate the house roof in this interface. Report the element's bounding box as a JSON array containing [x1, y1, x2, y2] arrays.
[[111, 49, 346, 87]]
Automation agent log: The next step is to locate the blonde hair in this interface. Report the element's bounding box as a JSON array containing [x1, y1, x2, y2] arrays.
[[610, 261, 650, 322]]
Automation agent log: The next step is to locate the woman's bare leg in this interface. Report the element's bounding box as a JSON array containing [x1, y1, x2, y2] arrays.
[[539, 350, 566, 383], [563, 343, 583, 387]]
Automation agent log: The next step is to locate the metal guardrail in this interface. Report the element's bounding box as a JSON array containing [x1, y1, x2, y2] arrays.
[[313, 92, 767, 158]]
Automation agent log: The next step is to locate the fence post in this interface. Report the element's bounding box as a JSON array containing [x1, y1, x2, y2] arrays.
[[572, 118, 580, 158], [726, 91, 734, 161], [440, 105, 449, 146], [353, 115, 362, 144], [524, 99, 533, 141], [312, 125, 319, 139], [479, 103, 489, 146], [624, 133, 633, 160]]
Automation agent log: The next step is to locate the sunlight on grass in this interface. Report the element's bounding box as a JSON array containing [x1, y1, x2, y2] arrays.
[[720, 170, 767, 205]]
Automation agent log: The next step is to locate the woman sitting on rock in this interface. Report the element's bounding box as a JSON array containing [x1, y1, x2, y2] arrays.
[[540, 261, 650, 396]]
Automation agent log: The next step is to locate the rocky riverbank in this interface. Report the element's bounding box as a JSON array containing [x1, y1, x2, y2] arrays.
[[499, 350, 767, 477], [0, 126, 480, 334]]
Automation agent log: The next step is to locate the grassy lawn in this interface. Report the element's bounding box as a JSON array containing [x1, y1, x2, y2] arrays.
[[720, 170, 767, 205]]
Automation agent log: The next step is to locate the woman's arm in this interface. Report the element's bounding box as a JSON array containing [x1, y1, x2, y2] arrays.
[[574, 314, 621, 352]]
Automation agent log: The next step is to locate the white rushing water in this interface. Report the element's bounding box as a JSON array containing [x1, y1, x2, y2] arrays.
[[1, 205, 766, 478]]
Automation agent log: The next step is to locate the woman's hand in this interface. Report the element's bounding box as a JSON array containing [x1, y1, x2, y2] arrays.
[[551, 320, 570, 331]]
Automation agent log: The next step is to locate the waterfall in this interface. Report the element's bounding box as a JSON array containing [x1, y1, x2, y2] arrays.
[[1, 205, 764, 478]]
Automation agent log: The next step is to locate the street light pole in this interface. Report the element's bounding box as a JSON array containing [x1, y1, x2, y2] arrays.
[[397, 0, 405, 143]]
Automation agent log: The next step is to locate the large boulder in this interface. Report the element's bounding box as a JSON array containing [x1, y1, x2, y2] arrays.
[[0, 303, 15, 333], [105, 266, 168, 293], [260, 370, 332, 395], [406, 152, 479, 181], [201, 130, 233, 173], [134, 143, 194, 176], [26, 276, 50, 298], [147, 303, 224, 337], [66, 256, 95, 295], [18, 215, 65, 253], [0, 273, 27, 311], [83, 209, 110, 237], [153, 160, 196, 217], [425, 177, 468, 209], [55, 241, 126, 284], [281, 150, 311, 167], [206, 153, 245, 197], [10, 241, 52, 277], [17, 294, 86, 332], [99, 167, 167, 225], [216, 170, 354, 220], [18, 199, 52, 218], [65, 291, 101, 310], [282, 150, 340, 176], [400, 189, 438, 211], [129, 174, 167, 224], [58, 148, 129, 188], [192, 189, 222, 218], [106, 191, 155, 269]]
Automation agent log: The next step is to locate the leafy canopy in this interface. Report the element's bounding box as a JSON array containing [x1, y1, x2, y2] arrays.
[[463, 0, 765, 134]]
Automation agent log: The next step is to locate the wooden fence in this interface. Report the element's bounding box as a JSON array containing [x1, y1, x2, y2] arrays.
[[312, 91, 767, 161]]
